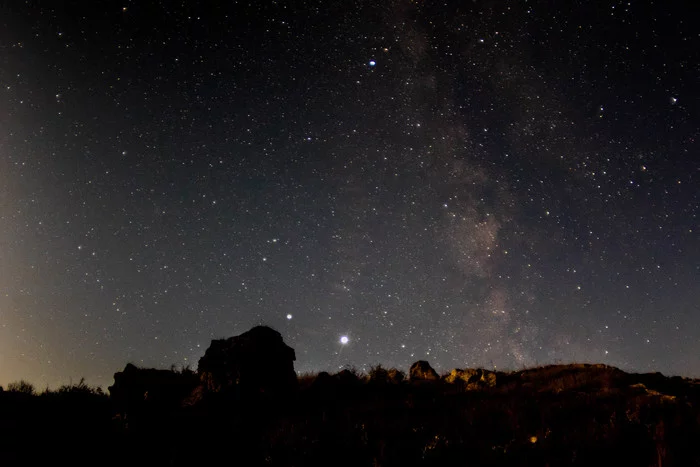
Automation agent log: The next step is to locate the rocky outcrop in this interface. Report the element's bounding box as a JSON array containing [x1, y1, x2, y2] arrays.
[[108, 363, 199, 413], [444, 368, 497, 389], [409, 360, 439, 381], [197, 325, 297, 398], [628, 383, 677, 402]]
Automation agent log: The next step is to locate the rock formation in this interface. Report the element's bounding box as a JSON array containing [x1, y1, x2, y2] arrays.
[[444, 368, 497, 389], [409, 360, 439, 381], [197, 325, 297, 398]]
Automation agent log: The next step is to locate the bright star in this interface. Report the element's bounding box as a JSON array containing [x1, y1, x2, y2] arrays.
[[340, 335, 349, 344], [286, 314, 293, 320], [368, 60, 376, 67]]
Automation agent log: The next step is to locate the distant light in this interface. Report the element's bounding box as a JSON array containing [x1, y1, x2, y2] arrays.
[[340, 335, 349, 345], [670, 96, 678, 104], [368, 60, 376, 67], [286, 314, 293, 320]]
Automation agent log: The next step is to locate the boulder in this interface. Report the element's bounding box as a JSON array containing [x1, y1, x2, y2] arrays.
[[197, 325, 297, 398], [444, 368, 497, 389], [409, 360, 439, 381]]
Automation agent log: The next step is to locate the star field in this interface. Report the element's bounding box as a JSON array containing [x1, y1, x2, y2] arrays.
[[0, 1, 698, 389]]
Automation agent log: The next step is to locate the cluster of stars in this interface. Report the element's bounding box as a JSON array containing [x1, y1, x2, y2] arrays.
[[0, 1, 697, 389]]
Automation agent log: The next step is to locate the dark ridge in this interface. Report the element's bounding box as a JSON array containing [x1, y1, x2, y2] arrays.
[[2, 327, 699, 466]]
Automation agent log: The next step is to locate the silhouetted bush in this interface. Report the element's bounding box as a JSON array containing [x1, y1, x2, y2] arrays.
[[55, 377, 104, 396], [336, 366, 364, 385], [109, 363, 199, 416], [368, 365, 405, 384], [6, 380, 35, 395], [297, 371, 317, 391], [368, 364, 390, 383]]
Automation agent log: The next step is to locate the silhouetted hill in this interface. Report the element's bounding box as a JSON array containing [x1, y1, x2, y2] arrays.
[[2, 329, 700, 466]]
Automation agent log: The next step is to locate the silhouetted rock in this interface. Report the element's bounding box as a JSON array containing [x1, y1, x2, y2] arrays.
[[444, 368, 497, 389], [197, 325, 297, 399], [108, 363, 199, 414], [409, 360, 439, 381]]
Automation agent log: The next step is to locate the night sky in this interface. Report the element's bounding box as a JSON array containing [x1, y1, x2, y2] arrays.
[[0, 1, 697, 389]]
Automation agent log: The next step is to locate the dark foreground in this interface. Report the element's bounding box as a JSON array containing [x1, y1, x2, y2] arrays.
[[2, 364, 699, 466]]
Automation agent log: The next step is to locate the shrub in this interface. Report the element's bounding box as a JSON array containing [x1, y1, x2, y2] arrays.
[[7, 380, 35, 395], [297, 371, 318, 390], [57, 378, 104, 396], [369, 364, 389, 383]]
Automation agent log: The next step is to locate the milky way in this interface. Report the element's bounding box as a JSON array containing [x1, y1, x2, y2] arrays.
[[0, 1, 697, 388]]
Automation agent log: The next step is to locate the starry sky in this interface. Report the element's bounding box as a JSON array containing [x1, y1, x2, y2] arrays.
[[0, 1, 698, 389]]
